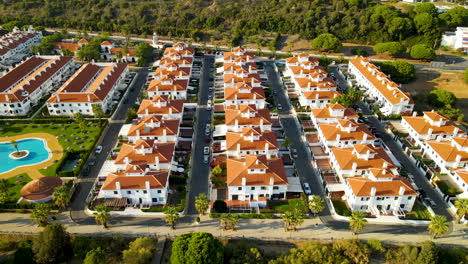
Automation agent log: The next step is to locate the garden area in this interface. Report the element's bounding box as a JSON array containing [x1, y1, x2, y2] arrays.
[[0, 174, 32, 205], [403, 200, 431, 221], [332, 200, 352, 217], [0, 119, 105, 178], [262, 198, 308, 214]]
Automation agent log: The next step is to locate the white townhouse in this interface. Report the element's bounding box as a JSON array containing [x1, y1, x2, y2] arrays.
[[149, 33, 164, 49], [317, 119, 376, 152], [0, 26, 42, 65], [100, 40, 138, 63], [113, 140, 176, 172], [0, 56, 75, 116], [424, 136, 468, 173], [402, 111, 466, 146], [455, 27, 468, 53], [348, 57, 414, 116], [47, 62, 128, 115], [126, 115, 180, 143], [136, 95, 184, 120], [344, 168, 417, 216], [224, 82, 266, 109], [146, 75, 188, 100], [330, 144, 399, 180], [225, 127, 279, 159], [225, 104, 272, 132], [227, 155, 288, 207], [299, 90, 341, 109], [451, 170, 468, 198], [310, 104, 359, 126]]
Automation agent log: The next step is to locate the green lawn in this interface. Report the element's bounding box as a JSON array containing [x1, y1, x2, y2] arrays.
[[6, 173, 32, 203], [269, 199, 307, 213], [332, 200, 352, 216], [404, 200, 431, 220]]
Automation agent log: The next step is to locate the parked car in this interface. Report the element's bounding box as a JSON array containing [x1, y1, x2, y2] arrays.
[[207, 100, 212, 111], [205, 126, 211, 136], [204, 146, 210, 155], [291, 148, 298, 159], [203, 155, 210, 163], [208, 94, 212, 100], [88, 159, 96, 166], [95, 145, 103, 154], [277, 104, 283, 110], [424, 197, 436, 207], [303, 183, 312, 195]]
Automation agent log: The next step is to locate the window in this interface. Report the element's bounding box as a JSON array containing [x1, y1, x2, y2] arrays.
[[273, 186, 279, 190], [408, 196, 412, 200], [127, 191, 131, 194], [394, 197, 398, 200], [113, 191, 118, 195], [152, 198, 158, 202], [143, 190, 147, 194], [238, 187, 242, 190], [251, 187, 255, 190], [376, 197, 383, 201], [245, 195, 249, 198], [157, 190, 162, 194], [261, 187, 266, 190]]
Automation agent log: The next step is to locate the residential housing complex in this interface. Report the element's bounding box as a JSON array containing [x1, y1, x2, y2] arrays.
[[46, 62, 128, 115], [0, 26, 42, 66], [219, 47, 288, 209], [348, 57, 414, 116], [0, 55, 75, 116], [96, 43, 193, 208]]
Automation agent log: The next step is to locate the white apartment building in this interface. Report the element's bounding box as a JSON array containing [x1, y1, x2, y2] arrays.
[[424, 136, 468, 173], [113, 140, 176, 172], [147, 75, 188, 99], [47, 62, 128, 115], [225, 127, 279, 159], [225, 104, 272, 132], [100, 40, 138, 63], [137, 95, 184, 120], [0, 26, 42, 65], [0, 56, 75, 116], [310, 104, 359, 126], [127, 115, 180, 143], [455, 27, 468, 53], [317, 119, 376, 152], [402, 111, 466, 146], [348, 57, 414, 116]]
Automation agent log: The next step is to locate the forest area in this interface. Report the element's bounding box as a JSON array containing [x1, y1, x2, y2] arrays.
[[0, 0, 467, 49]]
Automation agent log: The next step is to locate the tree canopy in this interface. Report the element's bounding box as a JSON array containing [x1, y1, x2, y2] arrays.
[[427, 90, 457, 108], [376, 60, 416, 84], [122, 237, 156, 264], [410, 44, 436, 61], [311, 33, 342, 52], [32, 224, 70, 264], [373, 42, 406, 56], [171, 232, 223, 264]]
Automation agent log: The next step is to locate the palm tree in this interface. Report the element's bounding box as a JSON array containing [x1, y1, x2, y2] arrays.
[[164, 206, 179, 230], [94, 205, 111, 228], [308, 195, 325, 216], [349, 211, 367, 235], [455, 199, 468, 223], [30, 204, 51, 227], [282, 210, 305, 232], [220, 214, 230, 230], [194, 193, 209, 216], [282, 137, 292, 148], [0, 179, 11, 205], [428, 215, 449, 239], [52, 185, 71, 209], [227, 214, 239, 231], [10, 140, 19, 153], [74, 113, 86, 133]]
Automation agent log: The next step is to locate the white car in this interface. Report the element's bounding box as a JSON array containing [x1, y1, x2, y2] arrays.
[[277, 104, 283, 110], [203, 155, 210, 164], [303, 183, 312, 195], [204, 146, 210, 155], [207, 100, 212, 111], [95, 145, 103, 154]]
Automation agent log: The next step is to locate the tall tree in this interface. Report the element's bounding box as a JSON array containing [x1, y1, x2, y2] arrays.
[[164, 206, 180, 230], [74, 113, 86, 133], [455, 199, 468, 223], [308, 195, 325, 216], [91, 104, 105, 126], [171, 232, 223, 264], [94, 204, 111, 228], [428, 215, 449, 239], [53, 185, 71, 209], [349, 211, 367, 235], [32, 223, 69, 264], [410, 44, 436, 61], [195, 193, 209, 216], [311, 33, 342, 52], [10, 140, 19, 153], [30, 204, 51, 227], [282, 210, 306, 232]]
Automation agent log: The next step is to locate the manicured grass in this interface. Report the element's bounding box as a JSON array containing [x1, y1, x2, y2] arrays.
[[404, 200, 431, 220], [6, 173, 32, 203], [332, 200, 352, 216], [269, 199, 307, 213]]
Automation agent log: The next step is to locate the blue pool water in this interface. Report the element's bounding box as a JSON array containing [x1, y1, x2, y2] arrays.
[[0, 138, 51, 174]]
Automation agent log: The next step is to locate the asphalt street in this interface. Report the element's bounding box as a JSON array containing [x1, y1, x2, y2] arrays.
[[264, 61, 440, 235], [186, 55, 215, 215]]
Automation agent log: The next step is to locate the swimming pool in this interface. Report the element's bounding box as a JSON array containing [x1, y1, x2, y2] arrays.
[[0, 138, 51, 174]]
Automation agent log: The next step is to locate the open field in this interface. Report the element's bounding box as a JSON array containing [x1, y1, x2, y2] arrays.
[[402, 69, 468, 120]]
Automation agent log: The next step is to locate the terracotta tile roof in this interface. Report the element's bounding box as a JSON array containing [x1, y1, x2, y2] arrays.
[[290, 67, 327, 77], [155, 67, 190, 78], [349, 57, 413, 105], [225, 104, 272, 127], [159, 56, 193, 66], [20, 177, 63, 201], [224, 86, 265, 100], [0, 31, 41, 56], [137, 95, 184, 116], [402, 112, 463, 136], [147, 77, 188, 92], [347, 177, 417, 197], [368, 168, 396, 179], [110, 47, 136, 57], [295, 78, 336, 90], [47, 62, 127, 103], [127, 115, 180, 137], [426, 137, 468, 163], [227, 155, 288, 186], [226, 128, 279, 151], [454, 170, 468, 185], [0, 56, 73, 103], [331, 144, 397, 171], [77, 39, 89, 44], [319, 120, 375, 141], [101, 40, 112, 45], [163, 45, 194, 56], [311, 104, 359, 119], [53, 42, 80, 52], [101, 171, 169, 190], [114, 140, 175, 165], [223, 74, 261, 85], [453, 137, 468, 147], [302, 90, 341, 100]]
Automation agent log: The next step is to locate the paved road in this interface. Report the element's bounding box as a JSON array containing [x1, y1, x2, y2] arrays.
[[70, 68, 149, 225], [264, 61, 440, 235], [186, 55, 215, 215]]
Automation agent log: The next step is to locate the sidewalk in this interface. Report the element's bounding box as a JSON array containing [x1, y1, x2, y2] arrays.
[[1, 213, 466, 247]]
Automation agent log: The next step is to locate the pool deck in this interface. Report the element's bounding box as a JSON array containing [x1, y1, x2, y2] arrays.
[[0, 133, 63, 179]]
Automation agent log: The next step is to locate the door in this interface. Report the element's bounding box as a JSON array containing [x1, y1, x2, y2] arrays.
[[386, 204, 391, 211], [232, 195, 238, 200]]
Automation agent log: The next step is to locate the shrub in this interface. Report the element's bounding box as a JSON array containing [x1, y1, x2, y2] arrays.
[[213, 200, 227, 213], [427, 90, 457, 108], [410, 44, 436, 61], [351, 48, 368, 57]]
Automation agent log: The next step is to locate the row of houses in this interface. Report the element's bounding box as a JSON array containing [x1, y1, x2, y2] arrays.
[[285, 54, 419, 216], [220, 47, 289, 209], [0, 26, 42, 66], [0, 54, 129, 116], [95, 42, 194, 208]]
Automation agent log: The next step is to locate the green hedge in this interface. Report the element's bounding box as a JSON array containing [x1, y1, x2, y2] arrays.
[[209, 213, 277, 219]]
